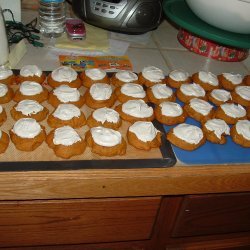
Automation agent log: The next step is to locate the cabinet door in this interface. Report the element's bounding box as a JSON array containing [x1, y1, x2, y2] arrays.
[[0, 197, 161, 247], [171, 193, 250, 237]]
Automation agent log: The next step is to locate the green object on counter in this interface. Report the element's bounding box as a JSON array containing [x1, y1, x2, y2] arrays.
[[163, 0, 250, 49]]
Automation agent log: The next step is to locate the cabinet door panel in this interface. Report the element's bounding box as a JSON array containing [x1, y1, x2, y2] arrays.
[[0, 197, 160, 247], [172, 193, 250, 237]]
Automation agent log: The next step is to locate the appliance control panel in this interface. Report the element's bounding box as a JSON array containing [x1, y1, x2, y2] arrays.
[[90, 0, 127, 18]]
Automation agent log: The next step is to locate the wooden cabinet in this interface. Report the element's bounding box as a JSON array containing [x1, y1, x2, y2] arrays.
[[172, 193, 250, 237], [153, 193, 250, 250], [0, 197, 161, 248], [1, 192, 250, 249]]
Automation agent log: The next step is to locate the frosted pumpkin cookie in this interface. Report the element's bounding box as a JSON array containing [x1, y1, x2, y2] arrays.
[[202, 118, 230, 144], [166, 123, 206, 151], [0, 83, 14, 104], [215, 103, 247, 125], [183, 98, 215, 123], [218, 73, 243, 91], [231, 120, 250, 147], [208, 89, 232, 106], [127, 121, 161, 150], [13, 81, 49, 103], [85, 83, 116, 109], [146, 83, 175, 105], [10, 118, 46, 151], [138, 66, 165, 87], [0, 105, 7, 125], [192, 71, 219, 91], [115, 99, 154, 123], [87, 107, 121, 130], [11, 100, 49, 122], [0, 68, 15, 85], [85, 126, 126, 157], [0, 130, 9, 154], [176, 83, 206, 103], [115, 83, 147, 103], [16, 65, 46, 84], [231, 86, 250, 107], [166, 69, 191, 88], [154, 101, 187, 125], [110, 70, 138, 87], [80, 68, 109, 88], [47, 104, 86, 128], [47, 66, 82, 88], [46, 126, 86, 159], [48, 85, 84, 108]]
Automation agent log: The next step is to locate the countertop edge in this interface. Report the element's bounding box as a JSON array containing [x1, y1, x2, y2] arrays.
[[0, 164, 250, 200]]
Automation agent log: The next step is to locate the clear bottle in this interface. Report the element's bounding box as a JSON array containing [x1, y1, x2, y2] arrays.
[[39, 0, 66, 38]]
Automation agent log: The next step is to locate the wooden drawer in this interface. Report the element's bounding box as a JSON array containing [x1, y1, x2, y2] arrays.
[[0, 197, 161, 247], [171, 193, 250, 237]]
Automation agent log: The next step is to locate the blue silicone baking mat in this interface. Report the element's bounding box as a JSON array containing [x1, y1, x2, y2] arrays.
[[163, 115, 250, 165]]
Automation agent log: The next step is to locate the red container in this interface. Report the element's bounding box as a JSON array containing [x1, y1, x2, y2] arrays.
[[177, 29, 249, 62]]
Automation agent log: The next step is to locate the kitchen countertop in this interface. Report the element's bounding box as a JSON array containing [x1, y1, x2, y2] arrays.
[[1, 10, 250, 201]]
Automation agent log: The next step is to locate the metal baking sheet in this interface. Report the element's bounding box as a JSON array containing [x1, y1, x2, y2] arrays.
[[0, 70, 176, 172]]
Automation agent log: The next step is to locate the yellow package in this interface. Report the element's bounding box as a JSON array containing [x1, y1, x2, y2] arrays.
[[55, 23, 109, 52]]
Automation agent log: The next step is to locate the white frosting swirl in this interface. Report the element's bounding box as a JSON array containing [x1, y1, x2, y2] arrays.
[[221, 103, 246, 118], [20, 65, 42, 77], [89, 83, 112, 100], [211, 89, 232, 102], [121, 83, 146, 98], [198, 71, 218, 86], [15, 100, 44, 116], [160, 102, 183, 117], [115, 70, 138, 83], [53, 104, 81, 120], [122, 100, 153, 118], [93, 107, 120, 124], [90, 126, 122, 147], [0, 68, 13, 80], [189, 98, 213, 116], [180, 83, 205, 97], [142, 66, 165, 82], [20, 81, 43, 96], [205, 119, 230, 139], [151, 84, 173, 99], [53, 126, 81, 146], [85, 68, 106, 80], [173, 123, 204, 144], [12, 118, 42, 138], [129, 121, 160, 142], [223, 73, 243, 85], [0, 83, 8, 97], [53, 85, 80, 103], [235, 86, 250, 101], [169, 70, 189, 81], [51, 66, 77, 82], [0, 105, 3, 114], [236, 120, 250, 140]]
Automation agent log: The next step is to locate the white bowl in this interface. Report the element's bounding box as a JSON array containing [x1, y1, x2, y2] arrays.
[[186, 0, 250, 34]]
